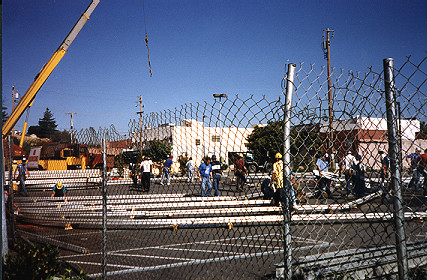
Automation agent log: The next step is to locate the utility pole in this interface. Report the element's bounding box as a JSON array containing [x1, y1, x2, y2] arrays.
[[66, 112, 77, 143], [136, 96, 144, 153], [12, 85, 18, 111], [323, 28, 335, 169], [12, 85, 19, 136]]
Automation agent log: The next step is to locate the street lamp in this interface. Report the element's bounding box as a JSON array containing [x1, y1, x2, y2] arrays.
[[202, 115, 207, 157], [213, 94, 228, 161]]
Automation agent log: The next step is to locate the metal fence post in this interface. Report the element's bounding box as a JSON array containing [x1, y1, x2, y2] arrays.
[[1, 139, 8, 259], [7, 136, 15, 243], [282, 63, 296, 280], [383, 58, 408, 279], [102, 138, 108, 279]]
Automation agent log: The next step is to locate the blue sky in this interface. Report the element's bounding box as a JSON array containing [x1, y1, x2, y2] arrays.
[[3, 0, 426, 134]]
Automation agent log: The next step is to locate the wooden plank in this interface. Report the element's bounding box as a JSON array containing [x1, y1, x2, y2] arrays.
[[17, 199, 272, 211], [18, 230, 89, 254], [16, 211, 427, 228]]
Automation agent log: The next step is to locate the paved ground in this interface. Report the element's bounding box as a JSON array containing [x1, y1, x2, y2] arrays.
[[11, 172, 427, 279]]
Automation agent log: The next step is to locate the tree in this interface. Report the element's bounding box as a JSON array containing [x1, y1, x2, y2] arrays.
[[51, 130, 71, 143], [35, 108, 58, 138], [246, 121, 323, 172], [27, 125, 42, 136], [246, 120, 283, 165], [146, 139, 172, 163]]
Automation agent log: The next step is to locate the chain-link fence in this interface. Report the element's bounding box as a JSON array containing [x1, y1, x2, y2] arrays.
[[4, 55, 426, 279]]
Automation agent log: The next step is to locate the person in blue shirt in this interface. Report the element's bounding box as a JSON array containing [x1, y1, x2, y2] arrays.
[[160, 155, 173, 185], [14, 158, 30, 197], [211, 155, 222, 196], [198, 157, 213, 197], [379, 150, 390, 187], [406, 148, 421, 189], [315, 154, 332, 198]]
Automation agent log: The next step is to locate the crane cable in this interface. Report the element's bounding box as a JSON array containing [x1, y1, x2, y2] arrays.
[[142, 0, 152, 77]]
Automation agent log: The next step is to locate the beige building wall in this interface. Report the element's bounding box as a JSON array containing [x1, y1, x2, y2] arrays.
[[134, 119, 253, 173]]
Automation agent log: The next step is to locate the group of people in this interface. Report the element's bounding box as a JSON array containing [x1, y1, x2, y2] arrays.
[[130, 154, 225, 197], [197, 155, 223, 197], [187, 153, 248, 197], [315, 149, 370, 199], [12, 157, 67, 199]]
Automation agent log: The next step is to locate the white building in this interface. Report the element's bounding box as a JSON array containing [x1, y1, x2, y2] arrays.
[[133, 119, 253, 170], [318, 116, 423, 169]]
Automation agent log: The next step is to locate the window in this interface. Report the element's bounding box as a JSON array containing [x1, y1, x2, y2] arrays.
[[195, 139, 201, 145], [212, 135, 221, 142]]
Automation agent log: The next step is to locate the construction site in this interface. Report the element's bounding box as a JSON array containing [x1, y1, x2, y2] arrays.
[[2, 1, 426, 280]]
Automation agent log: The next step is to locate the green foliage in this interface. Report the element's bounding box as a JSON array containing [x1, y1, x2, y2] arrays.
[[147, 139, 172, 162], [3, 239, 88, 280], [178, 155, 189, 176], [51, 130, 72, 143], [246, 120, 283, 165], [114, 154, 125, 176], [47, 268, 87, 280], [3, 239, 60, 280], [28, 107, 58, 138], [246, 121, 323, 172], [39, 108, 58, 137], [290, 127, 323, 172]]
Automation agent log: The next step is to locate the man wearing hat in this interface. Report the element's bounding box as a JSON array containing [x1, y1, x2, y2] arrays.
[[51, 182, 67, 198], [14, 157, 30, 196], [211, 155, 222, 196], [271, 152, 296, 208]]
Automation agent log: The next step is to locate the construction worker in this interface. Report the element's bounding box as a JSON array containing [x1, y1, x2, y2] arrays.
[[14, 157, 30, 196], [51, 182, 67, 198], [271, 153, 295, 209]]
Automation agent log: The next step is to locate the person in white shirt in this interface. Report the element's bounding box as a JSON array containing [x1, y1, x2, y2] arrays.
[[341, 149, 355, 196], [140, 156, 153, 192], [186, 157, 196, 183]]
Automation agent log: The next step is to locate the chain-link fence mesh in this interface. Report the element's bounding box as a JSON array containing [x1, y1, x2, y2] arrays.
[[5, 55, 426, 279]]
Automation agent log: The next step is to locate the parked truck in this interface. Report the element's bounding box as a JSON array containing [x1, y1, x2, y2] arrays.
[[228, 151, 273, 173], [28, 142, 107, 171]]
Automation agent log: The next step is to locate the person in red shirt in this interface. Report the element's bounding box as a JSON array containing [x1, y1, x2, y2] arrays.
[[416, 149, 427, 196], [234, 154, 247, 192]]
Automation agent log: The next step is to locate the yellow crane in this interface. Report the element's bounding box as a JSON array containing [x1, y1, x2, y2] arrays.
[[2, 0, 100, 140]]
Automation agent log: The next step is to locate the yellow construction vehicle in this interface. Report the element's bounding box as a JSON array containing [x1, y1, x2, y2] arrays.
[[2, 1, 100, 140], [28, 142, 108, 171]]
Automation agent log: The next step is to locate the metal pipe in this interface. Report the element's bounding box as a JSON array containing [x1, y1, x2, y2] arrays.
[[383, 58, 408, 280], [8, 136, 16, 243], [2, 139, 8, 259], [102, 138, 107, 279], [283, 63, 296, 280]]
